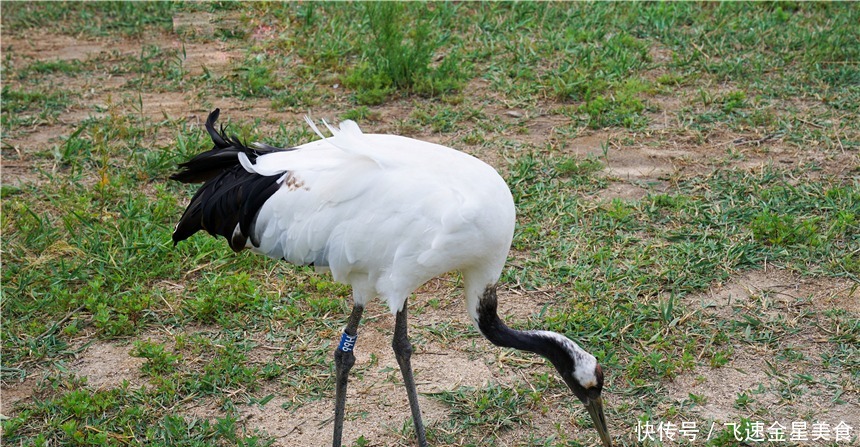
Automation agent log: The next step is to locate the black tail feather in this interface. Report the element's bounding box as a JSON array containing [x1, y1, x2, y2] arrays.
[[171, 108, 291, 250], [170, 108, 283, 184], [205, 108, 229, 149]]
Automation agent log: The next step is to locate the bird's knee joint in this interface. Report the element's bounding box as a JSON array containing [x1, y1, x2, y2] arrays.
[[392, 338, 413, 359]]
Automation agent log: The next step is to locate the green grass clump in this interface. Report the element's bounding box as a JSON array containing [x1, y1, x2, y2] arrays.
[[0, 373, 275, 447], [343, 3, 469, 104], [230, 55, 284, 99], [17, 60, 83, 77], [431, 385, 530, 433], [576, 85, 650, 129], [1, 86, 73, 128], [132, 340, 182, 376], [750, 211, 821, 247]]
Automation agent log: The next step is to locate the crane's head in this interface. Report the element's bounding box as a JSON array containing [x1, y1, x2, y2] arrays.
[[562, 361, 610, 447], [540, 332, 611, 447]]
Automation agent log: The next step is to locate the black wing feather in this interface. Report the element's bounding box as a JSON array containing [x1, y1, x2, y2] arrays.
[[171, 108, 295, 251]]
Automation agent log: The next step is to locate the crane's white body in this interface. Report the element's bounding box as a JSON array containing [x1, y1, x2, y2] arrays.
[[174, 111, 611, 447], [238, 120, 516, 315]]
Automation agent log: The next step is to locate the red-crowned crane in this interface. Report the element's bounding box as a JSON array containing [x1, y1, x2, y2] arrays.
[[171, 109, 612, 447]]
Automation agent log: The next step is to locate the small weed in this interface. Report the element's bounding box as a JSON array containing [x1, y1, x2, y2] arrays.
[[131, 340, 181, 376], [574, 81, 651, 129], [734, 392, 754, 409], [710, 349, 733, 368], [688, 392, 707, 405], [555, 157, 603, 178], [720, 90, 748, 114]]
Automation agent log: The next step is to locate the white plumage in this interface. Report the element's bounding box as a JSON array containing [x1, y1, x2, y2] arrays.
[[238, 121, 515, 315]]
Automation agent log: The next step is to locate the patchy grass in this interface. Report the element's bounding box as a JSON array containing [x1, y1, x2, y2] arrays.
[[2, 1, 175, 37], [2, 3, 858, 447]]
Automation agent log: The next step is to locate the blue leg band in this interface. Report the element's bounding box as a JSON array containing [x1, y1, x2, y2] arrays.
[[338, 331, 357, 353]]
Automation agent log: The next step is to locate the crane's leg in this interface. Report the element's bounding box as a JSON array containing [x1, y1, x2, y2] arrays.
[[333, 303, 364, 447], [392, 300, 428, 447]]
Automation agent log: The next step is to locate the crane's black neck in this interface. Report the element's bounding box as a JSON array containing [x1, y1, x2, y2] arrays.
[[476, 285, 574, 375]]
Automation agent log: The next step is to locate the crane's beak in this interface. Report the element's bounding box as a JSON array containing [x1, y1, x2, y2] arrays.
[[584, 396, 612, 447]]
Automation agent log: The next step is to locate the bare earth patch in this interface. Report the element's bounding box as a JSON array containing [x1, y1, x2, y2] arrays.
[[3, 34, 113, 62], [0, 340, 144, 417], [668, 269, 860, 443], [70, 341, 146, 390], [686, 268, 859, 324], [2, 124, 70, 186], [1, 376, 38, 412], [181, 43, 237, 76], [135, 92, 194, 120]]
